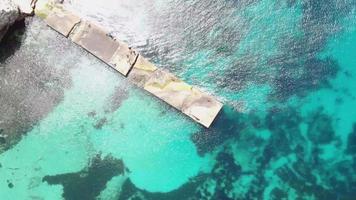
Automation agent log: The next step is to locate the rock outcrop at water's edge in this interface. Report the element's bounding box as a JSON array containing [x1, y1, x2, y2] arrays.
[[0, 0, 39, 42], [0, 0, 20, 41]]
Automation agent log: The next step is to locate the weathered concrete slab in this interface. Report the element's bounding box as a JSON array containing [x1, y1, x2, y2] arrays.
[[143, 70, 222, 127], [127, 55, 157, 87], [182, 88, 223, 128], [70, 21, 119, 63], [45, 9, 80, 37], [144, 70, 195, 110], [109, 42, 138, 76]]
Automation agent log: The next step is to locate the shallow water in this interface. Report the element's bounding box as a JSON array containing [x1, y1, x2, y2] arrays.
[[1, 0, 356, 199]]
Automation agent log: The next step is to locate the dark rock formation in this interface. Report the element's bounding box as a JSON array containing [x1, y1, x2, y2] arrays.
[[0, 0, 20, 41]]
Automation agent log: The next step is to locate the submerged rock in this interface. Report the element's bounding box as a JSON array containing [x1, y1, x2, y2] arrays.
[[0, 0, 20, 41], [307, 109, 335, 145]]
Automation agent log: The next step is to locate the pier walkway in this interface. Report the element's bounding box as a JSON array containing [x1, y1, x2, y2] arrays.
[[35, 2, 223, 128]]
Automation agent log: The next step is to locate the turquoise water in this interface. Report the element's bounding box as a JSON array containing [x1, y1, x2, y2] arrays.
[[1, 0, 356, 199]]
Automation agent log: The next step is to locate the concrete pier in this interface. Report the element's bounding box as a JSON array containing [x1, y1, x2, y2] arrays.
[[36, 3, 223, 128], [45, 8, 80, 37]]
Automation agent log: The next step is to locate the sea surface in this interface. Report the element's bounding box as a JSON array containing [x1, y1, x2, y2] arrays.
[[0, 0, 355, 199]]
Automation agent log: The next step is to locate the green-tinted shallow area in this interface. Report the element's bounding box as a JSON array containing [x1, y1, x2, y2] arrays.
[[1, 0, 356, 199]]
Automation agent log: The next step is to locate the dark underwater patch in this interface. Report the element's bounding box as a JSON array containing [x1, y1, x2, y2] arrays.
[[262, 107, 305, 162], [271, 57, 339, 100], [270, 188, 288, 199], [43, 154, 125, 200], [87, 111, 97, 117], [105, 84, 129, 113], [215, 0, 352, 101], [307, 108, 335, 144], [7, 180, 14, 189], [346, 124, 356, 154], [260, 106, 356, 199], [210, 150, 243, 199], [276, 164, 339, 200], [217, 54, 263, 91], [93, 117, 108, 130], [118, 175, 208, 200], [191, 106, 247, 155], [267, 0, 354, 101]]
